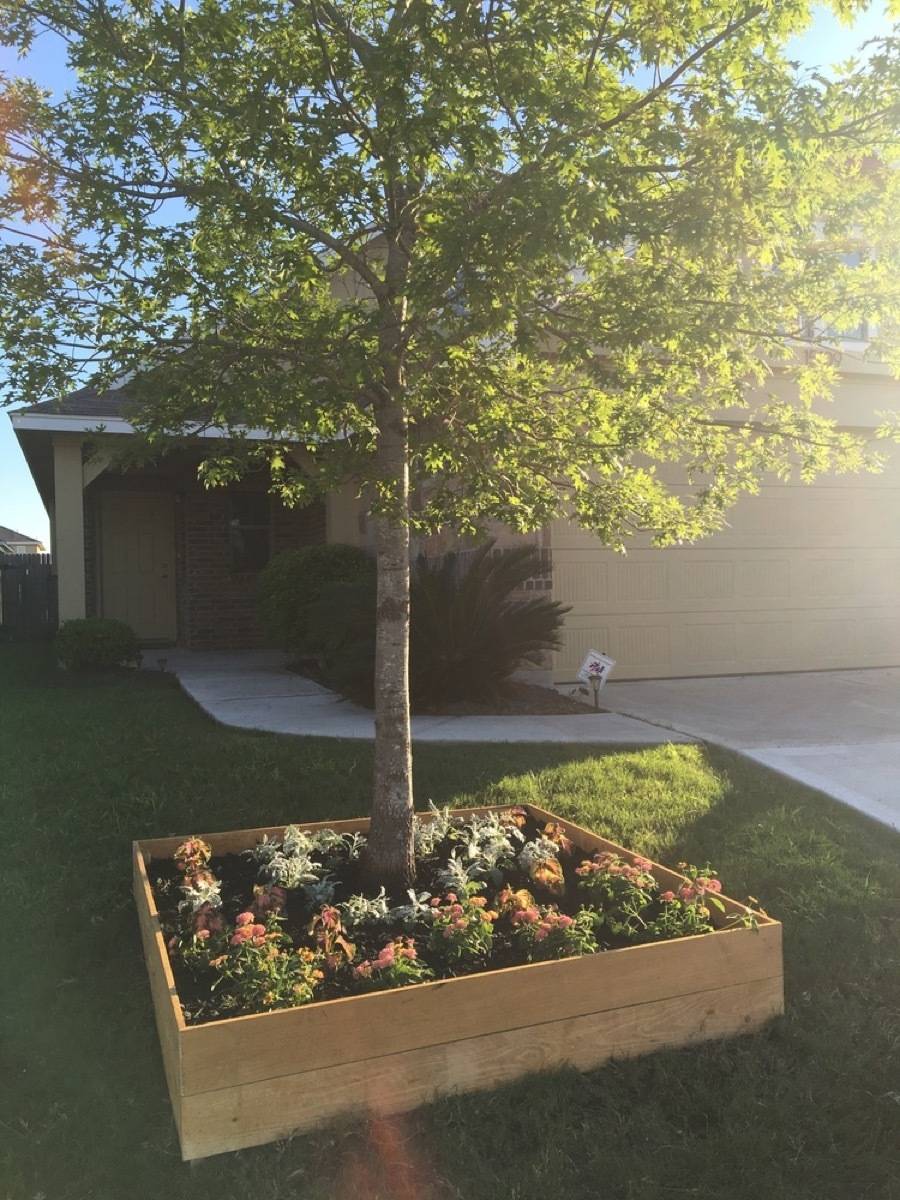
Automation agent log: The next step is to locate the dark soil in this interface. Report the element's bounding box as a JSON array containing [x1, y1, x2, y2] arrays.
[[148, 813, 639, 1025]]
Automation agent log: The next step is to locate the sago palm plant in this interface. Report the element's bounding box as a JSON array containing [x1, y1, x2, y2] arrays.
[[409, 541, 569, 707]]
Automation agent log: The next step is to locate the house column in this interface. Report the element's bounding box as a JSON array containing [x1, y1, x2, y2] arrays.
[[52, 434, 86, 622], [325, 482, 364, 546]]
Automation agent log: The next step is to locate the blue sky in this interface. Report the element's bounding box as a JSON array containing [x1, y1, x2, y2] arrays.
[[0, 2, 894, 546]]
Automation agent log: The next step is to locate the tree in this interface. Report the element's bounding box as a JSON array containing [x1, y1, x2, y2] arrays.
[[1, 0, 899, 887]]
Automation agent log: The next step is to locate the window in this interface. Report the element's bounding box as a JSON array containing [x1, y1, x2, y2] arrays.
[[228, 493, 270, 572]]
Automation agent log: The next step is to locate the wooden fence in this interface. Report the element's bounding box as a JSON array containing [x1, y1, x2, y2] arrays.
[[0, 553, 57, 638]]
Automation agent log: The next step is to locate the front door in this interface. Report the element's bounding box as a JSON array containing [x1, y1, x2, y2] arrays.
[[99, 492, 177, 641]]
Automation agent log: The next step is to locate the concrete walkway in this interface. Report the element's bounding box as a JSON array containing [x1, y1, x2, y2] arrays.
[[602, 669, 900, 831], [154, 649, 692, 746]]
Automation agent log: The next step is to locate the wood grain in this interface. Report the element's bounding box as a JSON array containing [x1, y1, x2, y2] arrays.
[[180, 922, 782, 1094], [133, 806, 784, 1161], [132, 842, 186, 1133], [178, 975, 784, 1160]]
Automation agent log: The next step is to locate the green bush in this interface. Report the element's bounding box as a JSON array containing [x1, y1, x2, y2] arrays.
[[256, 544, 375, 655], [307, 540, 569, 708], [306, 578, 377, 701], [55, 617, 141, 670]]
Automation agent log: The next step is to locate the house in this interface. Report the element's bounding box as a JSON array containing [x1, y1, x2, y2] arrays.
[[10, 347, 900, 678], [0, 525, 45, 555], [10, 390, 361, 649]]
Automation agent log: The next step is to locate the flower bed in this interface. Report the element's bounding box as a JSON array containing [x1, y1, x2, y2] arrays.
[[134, 805, 783, 1160]]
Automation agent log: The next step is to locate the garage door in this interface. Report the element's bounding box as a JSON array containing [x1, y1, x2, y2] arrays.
[[551, 464, 900, 681]]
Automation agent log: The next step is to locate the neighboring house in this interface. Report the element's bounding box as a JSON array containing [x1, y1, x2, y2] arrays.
[[10, 346, 900, 677], [0, 525, 45, 554]]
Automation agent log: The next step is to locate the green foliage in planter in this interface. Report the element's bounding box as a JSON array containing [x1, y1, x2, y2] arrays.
[[256, 544, 375, 656], [307, 541, 568, 708], [55, 617, 141, 671]]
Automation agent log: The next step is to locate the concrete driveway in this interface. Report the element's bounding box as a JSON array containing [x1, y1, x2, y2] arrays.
[[602, 668, 900, 831]]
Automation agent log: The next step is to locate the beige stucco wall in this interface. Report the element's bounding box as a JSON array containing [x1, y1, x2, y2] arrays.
[[325, 483, 366, 547], [52, 434, 87, 622]]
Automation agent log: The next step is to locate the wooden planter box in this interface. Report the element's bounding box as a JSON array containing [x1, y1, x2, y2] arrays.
[[134, 804, 783, 1161]]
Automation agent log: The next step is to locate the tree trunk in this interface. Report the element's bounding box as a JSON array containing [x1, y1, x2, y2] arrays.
[[365, 412, 415, 891], [364, 216, 416, 891]]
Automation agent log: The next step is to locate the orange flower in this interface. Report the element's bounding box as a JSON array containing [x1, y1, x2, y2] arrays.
[[529, 856, 565, 896]]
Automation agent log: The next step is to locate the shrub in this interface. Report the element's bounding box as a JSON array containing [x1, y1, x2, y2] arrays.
[[305, 577, 378, 700], [256, 544, 375, 655], [55, 617, 141, 670], [305, 539, 569, 708], [409, 541, 569, 706]]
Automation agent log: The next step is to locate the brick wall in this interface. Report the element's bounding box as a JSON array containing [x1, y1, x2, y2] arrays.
[[85, 457, 325, 648], [178, 489, 326, 649]]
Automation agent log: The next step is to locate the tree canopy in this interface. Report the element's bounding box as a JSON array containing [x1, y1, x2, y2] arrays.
[[2, 0, 899, 546]]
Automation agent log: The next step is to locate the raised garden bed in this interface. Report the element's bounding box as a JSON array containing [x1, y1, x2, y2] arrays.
[[134, 804, 783, 1161]]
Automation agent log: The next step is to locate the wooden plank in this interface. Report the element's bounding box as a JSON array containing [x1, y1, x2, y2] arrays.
[[178, 975, 784, 1161], [132, 843, 186, 1133], [135, 806, 783, 1162], [180, 922, 782, 1094]]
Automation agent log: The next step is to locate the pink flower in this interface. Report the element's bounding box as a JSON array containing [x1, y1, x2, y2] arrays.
[[195, 928, 211, 941], [354, 961, 372, 978], [430, 897, 441, 907], [678, 885, 696, 902], [633, 856, 653, 872], [511, 907, 539, 926], [235, 911, 254, 927], [442, 927, 453, 939], [375, 943, 396, 968], [706, 878, 722, 894], [445, 893, 457, 903], [660, 890, 676, 903], [557, 914, 574, 928]]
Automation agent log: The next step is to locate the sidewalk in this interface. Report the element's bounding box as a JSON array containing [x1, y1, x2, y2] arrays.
[[152, 649, 693, 745]]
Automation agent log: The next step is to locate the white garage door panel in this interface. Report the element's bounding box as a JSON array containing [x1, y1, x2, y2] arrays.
[[551, 471, 900, 680], [556, 607, 900, 680], [555, 549, 900, 616], [551, 485, 900, 551]]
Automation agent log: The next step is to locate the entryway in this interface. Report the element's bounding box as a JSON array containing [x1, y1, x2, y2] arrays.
[[99, 492, 177, 641]]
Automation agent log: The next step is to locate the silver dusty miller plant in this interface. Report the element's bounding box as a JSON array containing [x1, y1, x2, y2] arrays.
[[413, 802, 457, 858], [450, 811, 524, 884], [302, 876, 338, 906], [247, 825, 360, 890], [340, 887, 435, 932], [518, 837, 562, 874], [178, 873, 223, 914], [434, 850, 484, 894], [339, 887, 392, 930]]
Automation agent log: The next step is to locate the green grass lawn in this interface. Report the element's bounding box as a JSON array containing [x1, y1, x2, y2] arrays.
[[1, 642, 898, 1200]]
